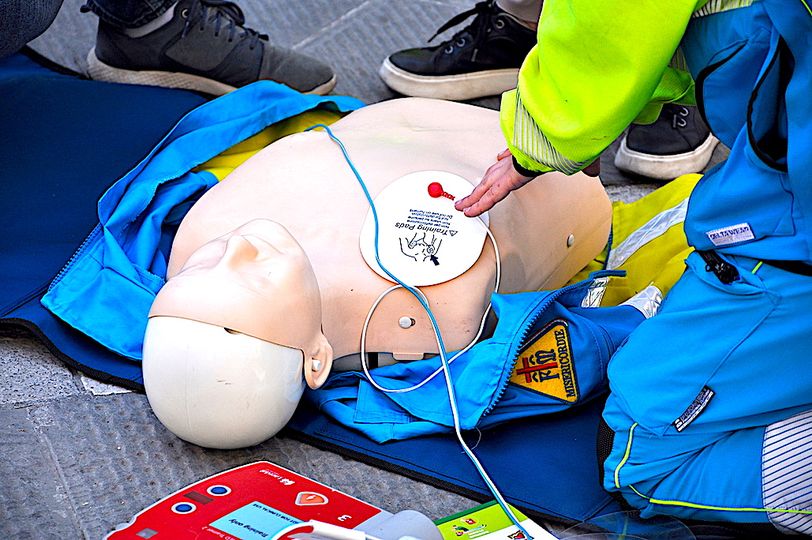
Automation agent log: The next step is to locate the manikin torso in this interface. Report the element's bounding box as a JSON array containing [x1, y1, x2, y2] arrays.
[[168, 98, 611, 360]]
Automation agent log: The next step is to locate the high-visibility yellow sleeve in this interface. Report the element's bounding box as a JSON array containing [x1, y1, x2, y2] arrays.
[[501, 0, 702, 174]]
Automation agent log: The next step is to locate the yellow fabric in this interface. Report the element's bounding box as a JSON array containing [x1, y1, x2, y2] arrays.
[[569, 174, 702, 305], [633, 66, 698, 125], [501, 0, 704, 173], [195, 109, 345, 181]]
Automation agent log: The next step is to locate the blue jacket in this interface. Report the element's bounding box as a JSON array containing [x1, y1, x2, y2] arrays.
[[41, 82, 362, 360], [681, 0, 812, 263], [307, 274, 648, 443]]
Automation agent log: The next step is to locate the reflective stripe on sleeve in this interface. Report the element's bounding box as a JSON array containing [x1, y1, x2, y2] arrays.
[[513, 90, 586, 175], [692, 0, 756, 17]]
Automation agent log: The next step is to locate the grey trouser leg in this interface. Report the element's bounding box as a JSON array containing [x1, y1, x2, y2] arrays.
[[83, 0, 177, 29], [0, 0, 64, 59]]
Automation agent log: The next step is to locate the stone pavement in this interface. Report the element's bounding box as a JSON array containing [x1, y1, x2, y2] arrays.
[[2, 1, 718, 538]]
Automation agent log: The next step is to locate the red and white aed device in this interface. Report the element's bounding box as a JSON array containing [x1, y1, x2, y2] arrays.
[[106, 461, 441, 540]]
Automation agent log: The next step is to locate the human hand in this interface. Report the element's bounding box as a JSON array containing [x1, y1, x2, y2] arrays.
[[454, 149, 536, 217]]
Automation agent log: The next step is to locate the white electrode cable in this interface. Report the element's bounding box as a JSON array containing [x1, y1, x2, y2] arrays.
[[306, 124, 534, 540], [359, 221, 500, 393], [271, 520, 384, 540]]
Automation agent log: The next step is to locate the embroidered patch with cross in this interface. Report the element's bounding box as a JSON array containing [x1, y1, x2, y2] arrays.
[[509, 320, 578, 403]]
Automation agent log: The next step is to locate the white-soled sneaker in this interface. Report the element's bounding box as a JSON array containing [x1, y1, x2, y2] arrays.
[[614, 104, 719, 181], [379, 0, 536, 101], [86, 0, 336, 95]]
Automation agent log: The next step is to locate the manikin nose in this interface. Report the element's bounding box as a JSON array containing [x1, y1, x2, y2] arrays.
[[217, 235, 260, 270]]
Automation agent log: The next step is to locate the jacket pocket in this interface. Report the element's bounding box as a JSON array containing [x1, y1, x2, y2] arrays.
[[695, 39, 751, 146], [687, 27, 796, 247], [607, 252, 775, 435], [746, 37, 791, 173], [695, 26, 772, 146]]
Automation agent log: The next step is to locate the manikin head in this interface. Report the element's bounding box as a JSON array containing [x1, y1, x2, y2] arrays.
[[143, 219, 333, 449]]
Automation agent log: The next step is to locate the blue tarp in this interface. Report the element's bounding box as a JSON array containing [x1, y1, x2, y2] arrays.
[[0, 51, 622, 525], [38, 67, 362, 363], [288, 396, 622, 526], [0, 50, 207, 385]]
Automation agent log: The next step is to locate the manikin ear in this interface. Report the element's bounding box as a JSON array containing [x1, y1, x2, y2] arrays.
[[303, 334, 333, 389]]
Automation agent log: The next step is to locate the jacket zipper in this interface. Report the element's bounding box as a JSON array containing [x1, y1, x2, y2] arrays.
[[698, 249, 740, 284], [47, 224, 103, 292], [479, 286, 572, 419]]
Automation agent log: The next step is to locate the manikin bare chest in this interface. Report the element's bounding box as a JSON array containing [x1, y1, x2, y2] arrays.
[[168, 99, 610, 359]]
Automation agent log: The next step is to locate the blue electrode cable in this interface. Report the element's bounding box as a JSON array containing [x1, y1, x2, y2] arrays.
[[306, 124, 534, 540]]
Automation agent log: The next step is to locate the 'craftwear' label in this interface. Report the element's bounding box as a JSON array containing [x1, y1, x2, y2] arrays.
[[706, 223, 755, 246]]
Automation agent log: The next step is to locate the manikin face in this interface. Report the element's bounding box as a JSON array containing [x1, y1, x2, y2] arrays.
[[177, 219, 305, 281], [149, 219, 333, 389]]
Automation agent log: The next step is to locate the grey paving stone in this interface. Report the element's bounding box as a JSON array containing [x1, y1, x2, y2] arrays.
[[708, 140, 730, 168], [0, 333, 82, 406], [605, 184, 658, 204], [243, 0, 362, 49], [0, 406, 82, 539], [38, 393, 474, 539], [300, 0, 470, 104], [29, 0, 96, 74]]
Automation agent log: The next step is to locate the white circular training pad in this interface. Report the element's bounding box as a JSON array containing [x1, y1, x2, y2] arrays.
[[360, 170, 489, 286]]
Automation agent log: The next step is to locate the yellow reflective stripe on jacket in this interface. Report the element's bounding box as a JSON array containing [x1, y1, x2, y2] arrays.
[[568, 174, 701, 307], [607, 200, 688, 270], [629, 485, 812, 516]]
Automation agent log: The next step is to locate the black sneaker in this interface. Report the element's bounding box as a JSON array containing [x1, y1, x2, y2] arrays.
[[379, 0, 536, 101], [85, 0, 336, 95], [614, 104, 719, 181]]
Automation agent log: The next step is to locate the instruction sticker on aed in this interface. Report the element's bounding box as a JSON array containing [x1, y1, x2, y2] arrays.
[[210, 501, 300, 540]]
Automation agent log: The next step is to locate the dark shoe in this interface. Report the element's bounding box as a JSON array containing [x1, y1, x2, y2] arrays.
[[614, 104, 719, 181], [379, 0, 536, 100], [86, 0, 335, 95]]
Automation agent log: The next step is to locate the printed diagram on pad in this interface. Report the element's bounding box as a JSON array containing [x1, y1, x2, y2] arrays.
[[360, 170, 488, 287], [400, 231, 444, 265]]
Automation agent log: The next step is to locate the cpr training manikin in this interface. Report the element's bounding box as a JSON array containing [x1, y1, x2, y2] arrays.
[[143, 98, 611, 449]]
